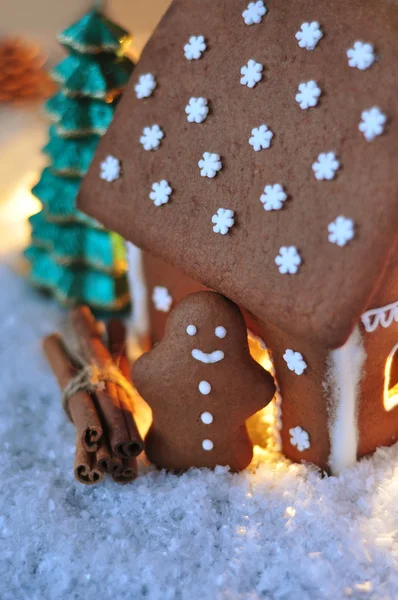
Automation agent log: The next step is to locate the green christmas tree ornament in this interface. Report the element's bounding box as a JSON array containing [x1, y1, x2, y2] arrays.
[[24, 6, 135, 311], [52, 53, 132, 100], [58, 9, 131, 55], [43, 126, 100, 176], [46, 93, 114, 136]]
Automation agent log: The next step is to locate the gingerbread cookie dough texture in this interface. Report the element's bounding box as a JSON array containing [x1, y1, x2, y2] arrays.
[[133, 292, 276, 471], [78, 0, 398, 474]]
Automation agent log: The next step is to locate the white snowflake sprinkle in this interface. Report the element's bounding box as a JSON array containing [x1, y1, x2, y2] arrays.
[[260, 184, 287, 211], [100, 155, 120, 182], [185, 97, 209, 124], [295, 22, 323, 51], [347, 41, 375, 71], [242, 1, 267, 25], [149, 180, 172, 207], [283, 349, 307, 375], [295, 80, 321, 110], [212, 209, 235, 235], [289, 426, 310, 452], [184, 35, 206, 60], [359, 107, 386, 141], [198, 152, 222, 178], [140, 125, 164, 151], [134, 73, 156, 99], [328, 216, 355, 247], [275, 246, 301, 275], [152, 286, 173, 312], [312, 152, 340, 181], [240, 59, 263, 88], [249, 124, 273, 151]]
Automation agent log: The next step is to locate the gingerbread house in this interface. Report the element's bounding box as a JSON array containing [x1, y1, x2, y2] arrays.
[[78, 0, 398, 474]]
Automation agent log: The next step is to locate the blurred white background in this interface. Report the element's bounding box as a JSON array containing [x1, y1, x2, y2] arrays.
[[0, 0, 173, 61]]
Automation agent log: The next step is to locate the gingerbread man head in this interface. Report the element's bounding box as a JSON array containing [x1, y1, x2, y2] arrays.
[[133, 292, 275, 471]]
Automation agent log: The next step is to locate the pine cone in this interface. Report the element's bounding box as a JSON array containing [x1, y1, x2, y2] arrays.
[[0, 37, 56, 103]]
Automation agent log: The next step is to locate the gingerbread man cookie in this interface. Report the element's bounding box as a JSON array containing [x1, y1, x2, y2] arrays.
[[133, 291, 276, 471]]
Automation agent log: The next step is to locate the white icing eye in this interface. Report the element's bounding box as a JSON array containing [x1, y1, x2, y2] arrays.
[[186, 325, 197, 336], [215, 326, 227, 339]]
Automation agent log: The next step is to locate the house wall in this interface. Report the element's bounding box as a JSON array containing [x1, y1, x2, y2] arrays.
[[356, 245, 398, 457]]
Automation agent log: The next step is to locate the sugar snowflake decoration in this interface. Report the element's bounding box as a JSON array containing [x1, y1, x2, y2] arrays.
[[152, 286, 172, 312], [100, 155, 120, 182], [249, 124, 273, 151], [240, 59, 263, 88], [283, 349, 307, 375], [140, 125, 164, 151], [185, 97, 209, 124], [242, 1, 267, 25], [275, 246, 301, 275], [198, 152, 222, 178], [312, 152, 340, 181], [212, 208, 235, 235], [359, 107, 386, 141], [134, 73, 156, 99], [289, 426, 310, 452], [295, 80, 321, 110], [347, 41, 375, 71], [149, 180, 172, 207], [260, 184, 287, 211], [328, 216, 355, 247], [184, 36, 206, 60], [295, 22, 323, 50]]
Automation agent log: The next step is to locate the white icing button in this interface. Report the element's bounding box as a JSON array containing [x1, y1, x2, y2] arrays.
[[215, 326, 227, 339], [186, 324, 197, 336], [201, 412, 213, 425], [202, 439, 214, 451], [198, 381, 211, 395]]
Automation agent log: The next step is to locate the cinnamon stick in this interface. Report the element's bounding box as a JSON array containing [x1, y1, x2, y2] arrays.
[[74, 434, 103, 485], [107, 319, 144, 460], [71, 307, 144, 459], [107, 319, 131, 381], [42, 334, 103, 452], [96, 436, 123, 476], [112, 457, 137, 484]]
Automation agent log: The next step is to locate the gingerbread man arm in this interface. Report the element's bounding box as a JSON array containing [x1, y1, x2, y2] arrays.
[[231, 359, 276, 423], [132, 348, 167, 410]]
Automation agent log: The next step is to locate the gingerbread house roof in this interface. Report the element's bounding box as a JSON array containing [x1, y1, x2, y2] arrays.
[[78, 0, 398, 348]]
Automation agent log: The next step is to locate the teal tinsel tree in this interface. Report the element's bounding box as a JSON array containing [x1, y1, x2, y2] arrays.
[[24, 8, 134, 311]]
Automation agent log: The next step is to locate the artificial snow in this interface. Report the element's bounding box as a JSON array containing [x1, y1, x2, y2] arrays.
[[1, 109, 398, 600]]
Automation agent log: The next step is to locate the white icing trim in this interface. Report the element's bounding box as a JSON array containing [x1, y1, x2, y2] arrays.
[[327, 327, 366, 475], [126, 242, 149, 338], [361, 301, 398, 333]]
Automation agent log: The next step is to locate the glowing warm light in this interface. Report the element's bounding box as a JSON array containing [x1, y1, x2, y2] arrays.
[[384, 343, 398, 411], [0, 173, 40, 255], [247, 333, 283, 457]]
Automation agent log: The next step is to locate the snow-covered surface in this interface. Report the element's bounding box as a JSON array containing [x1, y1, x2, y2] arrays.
[[1, 108, 398, 600]]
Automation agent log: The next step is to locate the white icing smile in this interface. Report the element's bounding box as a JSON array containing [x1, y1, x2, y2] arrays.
[[191, 349, 224, 364]]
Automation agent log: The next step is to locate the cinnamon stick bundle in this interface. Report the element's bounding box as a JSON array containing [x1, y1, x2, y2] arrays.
[[43, 334, 103, 451], [43, 309, 144, 486], [71, 307, 144, 459]]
